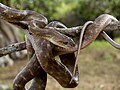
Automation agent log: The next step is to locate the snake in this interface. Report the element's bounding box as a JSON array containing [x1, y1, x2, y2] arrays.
[[13, 20, 79, 90], [0, 3, 120, 90], [0, 3, 47, 29], [24, 15, 119, 88], [14, 14, 120, 89]]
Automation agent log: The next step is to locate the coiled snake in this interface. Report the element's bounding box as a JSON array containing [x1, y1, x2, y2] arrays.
[[13, 14, 120, 89], [0, 3, 120, 90], [13, 21, 79, 90]]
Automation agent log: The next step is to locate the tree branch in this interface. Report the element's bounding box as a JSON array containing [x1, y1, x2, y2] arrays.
[[47, 21, 120, 36], [0, 41, 26, 57]]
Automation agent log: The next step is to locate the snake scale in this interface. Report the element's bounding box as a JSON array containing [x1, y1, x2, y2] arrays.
[[0, 3, 120, 90]]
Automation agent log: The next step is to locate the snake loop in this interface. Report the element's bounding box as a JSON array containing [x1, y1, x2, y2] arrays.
[[70, 14, 120, 83]]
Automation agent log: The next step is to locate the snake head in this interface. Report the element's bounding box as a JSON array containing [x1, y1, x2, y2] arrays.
[[55, 34, 76, 48], [29, 21, 76, 51], [53, 36, 77, 55], [47, 32, 77, 54], [45, 21, 77, 52]]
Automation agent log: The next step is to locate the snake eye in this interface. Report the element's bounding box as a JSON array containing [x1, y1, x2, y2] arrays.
[[63, 41, 68, 45], [58, 41, 68, 45]]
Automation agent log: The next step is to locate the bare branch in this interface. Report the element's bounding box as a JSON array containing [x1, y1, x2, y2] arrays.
[[47, 21, 120, 36], [0, 41, 26, 57]]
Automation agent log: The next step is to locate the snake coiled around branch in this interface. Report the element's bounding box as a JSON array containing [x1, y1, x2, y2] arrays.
[[0, 3, 120, 90]]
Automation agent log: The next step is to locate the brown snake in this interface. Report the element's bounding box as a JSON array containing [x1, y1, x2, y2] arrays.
[[0, 3, 120, 90], [25, 14, 119, 88]]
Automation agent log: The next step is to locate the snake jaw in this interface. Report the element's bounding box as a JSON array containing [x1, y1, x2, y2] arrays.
[[53, 45, 77, 56]]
